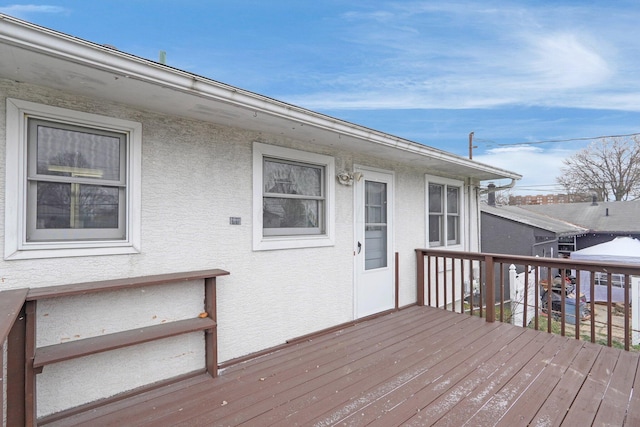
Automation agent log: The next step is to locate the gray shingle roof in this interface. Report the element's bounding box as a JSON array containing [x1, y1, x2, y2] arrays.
[[517, 200, 640, 233], [481, 204, 588, 234]]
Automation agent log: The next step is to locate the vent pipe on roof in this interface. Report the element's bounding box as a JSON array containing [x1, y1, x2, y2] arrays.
[[479, 178, 517, 194], [591, 194, 598, 206], [488, 183, 496, 206]]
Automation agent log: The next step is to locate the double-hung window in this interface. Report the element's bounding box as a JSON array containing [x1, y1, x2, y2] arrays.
[[5, 99, 141, 259], [426, 176, 463, 248], [262, 157, 325, 236], [26, 118, 127, 242], [253, 142, 335, 250]]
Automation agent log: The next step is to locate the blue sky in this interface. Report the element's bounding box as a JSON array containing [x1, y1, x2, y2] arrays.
[[2, 1, 640, 195]]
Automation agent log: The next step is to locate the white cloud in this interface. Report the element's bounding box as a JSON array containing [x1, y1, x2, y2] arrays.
[[0, 4, 67, 16], [279, 2, 640, 113], [474, 145, 575, 195]]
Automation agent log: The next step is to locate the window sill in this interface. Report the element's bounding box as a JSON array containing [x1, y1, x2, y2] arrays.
[[5, 244, 140, 260], [253, 234, 334, 251], [428, 244, 464, 251]]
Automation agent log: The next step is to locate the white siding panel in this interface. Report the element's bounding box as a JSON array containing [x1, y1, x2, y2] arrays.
[[0, 79, 477, 416], [36, 333, 205, 417]]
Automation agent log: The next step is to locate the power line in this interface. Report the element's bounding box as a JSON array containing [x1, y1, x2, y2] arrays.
[[495, 132, 640, 147]]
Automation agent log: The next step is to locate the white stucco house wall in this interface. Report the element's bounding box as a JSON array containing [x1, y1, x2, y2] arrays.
[[0, 15, 520, 419]]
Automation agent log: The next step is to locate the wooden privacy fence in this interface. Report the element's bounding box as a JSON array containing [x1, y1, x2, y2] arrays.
[[416, 249, 640, 351]]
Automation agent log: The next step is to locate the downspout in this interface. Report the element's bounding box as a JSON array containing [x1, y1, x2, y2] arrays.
[[479, 178, 518, 194], [476, 178, 518, 253], [467, 177, 477, 252], [475, 183, 481, 252]]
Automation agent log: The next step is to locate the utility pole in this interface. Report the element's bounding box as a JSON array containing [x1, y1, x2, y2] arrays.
[[468, 131, 475, 159]]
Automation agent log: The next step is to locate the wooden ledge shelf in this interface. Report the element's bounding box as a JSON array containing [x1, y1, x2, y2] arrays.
[[14, 269, 229, 427], [34, 317, 216, 369], [26, 269, 230, 301]]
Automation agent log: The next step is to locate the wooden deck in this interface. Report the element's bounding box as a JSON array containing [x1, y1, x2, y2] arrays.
[[44, 306, 640, 426]]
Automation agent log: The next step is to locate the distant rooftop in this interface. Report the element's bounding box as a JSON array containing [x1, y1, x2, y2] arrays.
[[481, 204, 587, 235], [518, 200, 640, 233]]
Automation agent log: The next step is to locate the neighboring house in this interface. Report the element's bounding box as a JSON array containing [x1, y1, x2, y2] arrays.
[[0, 15, 520, 417], [519, 200, 640, 255], [482, 198, 640, 259], [481, 204, 587, 258], [480, 201, 586, 301]]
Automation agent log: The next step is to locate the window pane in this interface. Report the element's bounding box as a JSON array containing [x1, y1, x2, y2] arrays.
[[263, 198, 320, 229], [447, 187, 459, 214], [365, 181, 387, 270], [365, 181, 386, 224], [365, 225, 387, 270], [429, 214, 442, 245], [36, 182, 119, 229], [35, 122, 123, 181], [429, 183, 443, 213], [447, 216, 459, 244], [264, 159, 322, 196]]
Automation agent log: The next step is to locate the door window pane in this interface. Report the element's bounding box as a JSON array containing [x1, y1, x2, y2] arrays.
[[365, 181, 387, 270]]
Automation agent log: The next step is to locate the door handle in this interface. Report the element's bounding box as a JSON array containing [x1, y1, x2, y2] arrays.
[[357, 241, 362, 254]]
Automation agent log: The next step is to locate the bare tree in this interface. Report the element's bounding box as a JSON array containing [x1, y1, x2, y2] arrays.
[[557, 136, 640, 202]]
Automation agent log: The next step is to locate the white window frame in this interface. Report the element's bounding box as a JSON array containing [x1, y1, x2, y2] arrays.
[[253, 142, 335, 251], [594, 272, 626, 288], [5, 98, 142, 260], [425, 175, 464, 249]]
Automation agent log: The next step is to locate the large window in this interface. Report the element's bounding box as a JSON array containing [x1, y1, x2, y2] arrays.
[[426, 176, 463, 247], [26, 119, 127, 242], [253, 142, 334, 251], [5, 99, 141, 259], [263, 157, 324, 236]]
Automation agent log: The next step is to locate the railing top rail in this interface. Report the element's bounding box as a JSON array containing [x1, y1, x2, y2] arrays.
[[415, 248, 485, 262], [26, 269, 230, 301], [417, 249, 640, 275], [0, 288, 28, 343]]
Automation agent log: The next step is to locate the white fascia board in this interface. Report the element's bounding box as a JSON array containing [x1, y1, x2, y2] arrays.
[[0, 15, 521, 182]]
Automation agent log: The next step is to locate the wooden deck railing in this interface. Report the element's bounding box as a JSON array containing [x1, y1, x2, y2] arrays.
[[1, 269, 229, 426], [0, 288, 29, 426], [416, 249, 640, 351]]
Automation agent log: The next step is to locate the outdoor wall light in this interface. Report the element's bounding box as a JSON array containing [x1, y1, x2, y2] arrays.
[[337, 171, 364, 186]]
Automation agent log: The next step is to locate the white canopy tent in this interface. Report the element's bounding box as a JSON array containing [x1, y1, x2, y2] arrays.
[[570, 237, 640, 344], [570, 236, 640, 303]]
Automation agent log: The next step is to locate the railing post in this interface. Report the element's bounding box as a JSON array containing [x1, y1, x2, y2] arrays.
[[509, 264, 517, 325], [204, 276, 218, 377], [485, 255, 495, 322], [25, 300, 37, 426], [395, 252, 400, 310], [416, 249, 425, 306]]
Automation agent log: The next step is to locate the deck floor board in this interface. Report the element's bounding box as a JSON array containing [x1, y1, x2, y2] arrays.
[[41, 306, 640, 426]]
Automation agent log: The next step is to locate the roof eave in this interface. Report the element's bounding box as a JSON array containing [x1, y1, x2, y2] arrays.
[[0, 14, 520, 182]]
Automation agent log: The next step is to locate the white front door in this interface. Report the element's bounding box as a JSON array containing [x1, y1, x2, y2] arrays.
[[354, 167, 395, 318]]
